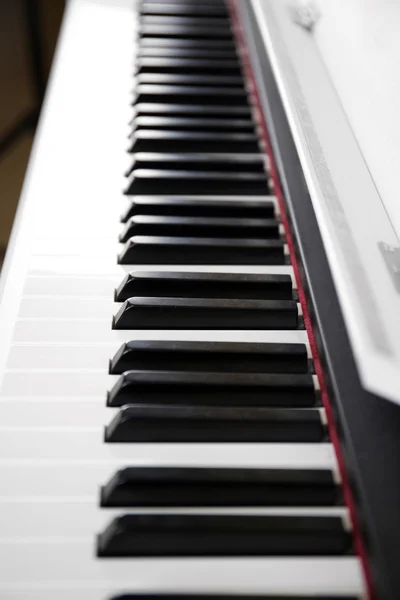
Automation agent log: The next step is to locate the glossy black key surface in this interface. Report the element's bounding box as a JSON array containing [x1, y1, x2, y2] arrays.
[[107, 371, 316, 408], [101, 467, 340, 507], [140, 0, 226, 3], [115, 271, 292, 302], [139, 38, 236, 50], [119, 215, 279, 243], [98, 513, 351, 556], [126, 153, 263, 175], [139, 16, 231, 28], [133, 85, 248, 105], [113, 297, 298, 330], [136, 57, 242, 75], [129, 132, 259, 153], [134, 103, 251, 118], [141, 0, 227, 3], [143, 19, 231, 27], [118, 236, 284, 265], [136, 73, 243, 87], [140, 4, 229, 16], [139, 12, 230, 20], [121, 196, 275, 221], [111, 595, 357, 600], [105, 405, 324, 443], [139, 48, 237, 58], [109, 340, 306, 374], [139, 25, 233, 40], [132, 116, 255, 132], [141, 0, 227, 4], [125, 170, 267, 195]]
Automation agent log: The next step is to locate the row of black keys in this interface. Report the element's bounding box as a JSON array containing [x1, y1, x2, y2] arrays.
[[113, 278, 300, 327], [97, 0, 347, 565], [118, 197, 284, 267], [124, 9, 279, 267], [106, 338, 319, 442], [115, 203, 295, 325], [107, 1, 314, 455], [114, 246, 299, 323], [98, 465, 344, 558]]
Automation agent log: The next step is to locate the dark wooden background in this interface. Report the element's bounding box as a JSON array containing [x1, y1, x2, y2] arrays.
[[0, 0, 65, 265]]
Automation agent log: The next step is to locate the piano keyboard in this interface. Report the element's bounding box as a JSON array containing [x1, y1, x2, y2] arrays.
[[0, 0, 366, 598]]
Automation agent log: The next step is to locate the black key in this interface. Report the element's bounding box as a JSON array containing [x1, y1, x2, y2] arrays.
[[118, 236, 285, 265], [115, 271, 292, 302], [140, 16, 231, 28], [129, 132, 260, 153], [132, 116, 255, 132], [139, 10, 230, 18], [109, 340, 306, 375], [113, 297, 298, 330], [134, 103, 251, 118], [141, 0, 227, 4], [136, 57, 241, 75], [139, 25, 233, 40], [139, 9, 228, 17], [97, 513, 350, 556], [111, 595, 357, 600], [136, 73, 244, 87], [132, 85, 248, 105], [101, 467, 340, 507], [125, 170, 267, 195], [139, 38, 236, 50], [107, 371, 316, 408], [139, 48, 237, 58], [105, 405, 324, 443], [140, 4, 229, 16], [121, 196, 275, 221], [126, 153, 263, 175], [119, 216, 280, 243]]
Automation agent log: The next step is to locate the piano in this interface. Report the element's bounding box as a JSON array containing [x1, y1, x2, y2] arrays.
[[1, 0, 400, 598]]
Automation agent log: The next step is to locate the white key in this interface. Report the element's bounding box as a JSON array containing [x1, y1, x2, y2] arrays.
[[0, 502, 349, 537], [0, 430, 334, 464], [0, 588, 364, 600], [24, 276, 121, 297], [7, 344, 116, 369], [12, 320, 310, 344], [0, 371, 113, 396], [32, 237, 119, 256], [0, 444, 337, 497], [0, 400, 114, 427], [27, 255, 295, 278], [1, 370, 318, 398], [6, 332, 312, 371], [0, 542, 365, 596], [23, 265, 296, 296], [18, 297, 116, 319]]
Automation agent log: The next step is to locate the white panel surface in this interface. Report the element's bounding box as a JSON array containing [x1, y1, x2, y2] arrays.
[[315, 0, 400, 239], [251, 0, 400, 405]]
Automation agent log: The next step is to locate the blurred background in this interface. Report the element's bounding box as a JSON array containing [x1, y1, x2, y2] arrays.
[[0, 0, 65, 268]]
